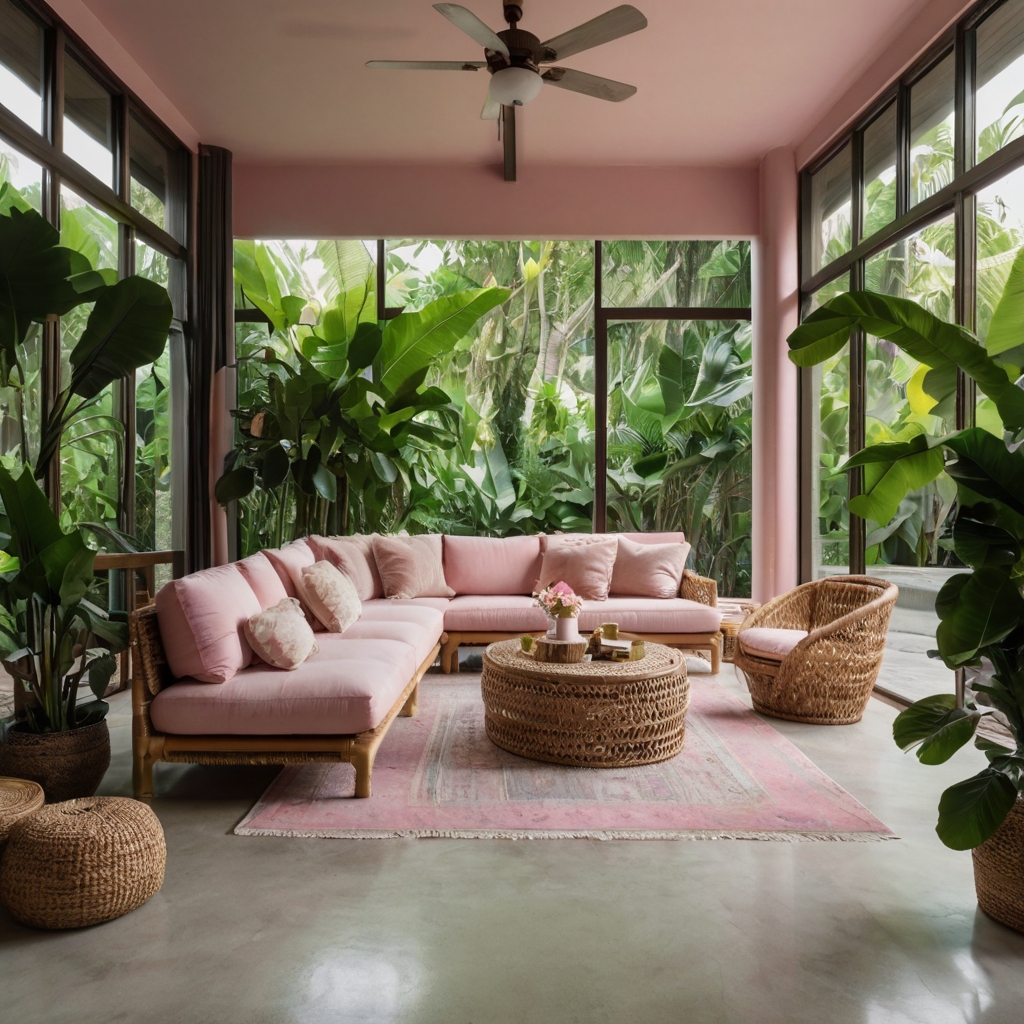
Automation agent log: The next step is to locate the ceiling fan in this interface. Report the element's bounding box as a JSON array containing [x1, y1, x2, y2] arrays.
[[368, 3, 647, 181]]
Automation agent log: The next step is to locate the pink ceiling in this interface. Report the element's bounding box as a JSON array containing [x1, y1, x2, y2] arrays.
[[83, 0, 936, 166]]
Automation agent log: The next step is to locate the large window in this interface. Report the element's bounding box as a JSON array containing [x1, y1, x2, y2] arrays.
[[800, 0, 1024, 702], [234, 240, 753, 594], [0, 0, 191, 556]]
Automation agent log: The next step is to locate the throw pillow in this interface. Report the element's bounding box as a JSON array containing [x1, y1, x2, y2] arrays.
[[610, 535, 687, 599], [536, 534, 618, 601], [300, 561, 362, 633], [307, 534, 383, 601], [371, 534, 455, 600], [244, 598, 319, 671]]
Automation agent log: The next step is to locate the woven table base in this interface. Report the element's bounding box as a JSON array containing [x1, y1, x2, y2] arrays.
[[482, 640, 689, 767], [973, 798, 1024, 934]]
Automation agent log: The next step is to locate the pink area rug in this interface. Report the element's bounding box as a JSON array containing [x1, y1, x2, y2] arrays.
[[235, 674, 896, 841]]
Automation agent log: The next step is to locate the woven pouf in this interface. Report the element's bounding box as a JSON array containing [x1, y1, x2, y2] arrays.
[[973, 798, 1024, 934], [0, 796, 166, 929], [0, 777, 44, 844]]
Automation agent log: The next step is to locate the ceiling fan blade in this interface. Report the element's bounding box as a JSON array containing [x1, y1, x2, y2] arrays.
[[540, 5, 647, 62], [481, 93, 501, 120], [542, 67, 636, 102], [502, 105, 516, 182], [433, 4, 510, 56], [366, 60, 486, 70]]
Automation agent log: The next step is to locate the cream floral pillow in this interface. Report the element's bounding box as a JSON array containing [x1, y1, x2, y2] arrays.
[[244, 598, 319, 671], [300, 560, 362, 633]]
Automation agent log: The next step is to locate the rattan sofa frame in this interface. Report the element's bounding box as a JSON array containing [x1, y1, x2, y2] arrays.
[[439, 571, 723, 674], [129, 605, 441, 800], [733, 575, 898, 725]]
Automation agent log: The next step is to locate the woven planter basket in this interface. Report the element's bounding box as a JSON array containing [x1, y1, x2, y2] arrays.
[[0, 721, 110, 802], [0, 796, 166, 929], [0, 777, 44, 845], [972, 798, 1024, 934]]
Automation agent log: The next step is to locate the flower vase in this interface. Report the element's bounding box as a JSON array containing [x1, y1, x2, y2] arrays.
[[555, 615, 581, 643]]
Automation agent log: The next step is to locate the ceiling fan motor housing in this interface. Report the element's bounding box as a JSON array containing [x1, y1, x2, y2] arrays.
[[492, 28, 541, 70]]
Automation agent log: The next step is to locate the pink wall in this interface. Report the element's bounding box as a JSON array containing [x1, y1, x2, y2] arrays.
[[752, 148, 800, 603], [46, 0, 199, 150], [232, 162, 759, 239]]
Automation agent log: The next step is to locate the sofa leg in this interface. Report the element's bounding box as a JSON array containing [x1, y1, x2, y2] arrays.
[[440, 639, 456, 675], [710, 636, 722, 675], [133, 750, 155, 801], [351, 742, 374, 798], [400, 682, 418, 717]]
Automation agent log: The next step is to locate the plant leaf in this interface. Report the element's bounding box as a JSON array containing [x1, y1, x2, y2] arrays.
[[936, 768, 1019, 850], [214, 466, 255, 504], [935, 566, 1024, 666]]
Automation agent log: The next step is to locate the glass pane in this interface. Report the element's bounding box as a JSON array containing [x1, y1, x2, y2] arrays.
[[0, 0, 43, 132], [865, 218, 957, 701], [0, 137, 41, 212], [64, 53, 114, 188], [976, 0, 1024, 162], [600, 240, 751, 307], [59, 188, 121, 534], [910, 53, 955, 207], [976, 163, 1024, 435], [606, 319, 752, 597], [130, 112, 188, 242], [862, 103, 897, 238], [808, 144, 852, 274], [807, 276, 850, 580]]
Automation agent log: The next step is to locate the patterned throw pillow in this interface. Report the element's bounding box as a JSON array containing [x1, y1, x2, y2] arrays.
[[243, 597, 319, 671], [300, 560, 362, 632]]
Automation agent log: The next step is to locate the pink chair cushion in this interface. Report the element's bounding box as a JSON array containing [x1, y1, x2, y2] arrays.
[[235, 551, 290, 610], [307, 535, 383, 601], [738, 627, 808, 661], [443, 595, 549, 632], [154, 563, 262, 683], [537, 534, 619, 601], [578, 597, 722, 634], [443, 534, 543, 595], [610, 535, 687, 599], [262, 541, 321, 629], [372, 534, 454, 599], [150, 639, 418, 736]]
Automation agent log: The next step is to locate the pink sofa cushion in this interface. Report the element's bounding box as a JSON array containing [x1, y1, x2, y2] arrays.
[[317, 620, 440, 670], [537, 534, 618, 600], [235, 551, 290, 610], [738, 627, 808, 661], [150, 639, 417, 736], [154, 563, 262, 683], [610, 535, 687, 599], [443, 595, 549, 632], [307, 534, 383, 601], [620, 531, 686, 545], [262, 541, 321, 629], [578, 597, 722, 634], [372, 534, 454, 599], [443, 534, 543, 595]]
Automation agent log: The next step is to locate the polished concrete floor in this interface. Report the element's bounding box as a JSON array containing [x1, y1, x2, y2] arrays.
[[2, 661, 1023, 1024]]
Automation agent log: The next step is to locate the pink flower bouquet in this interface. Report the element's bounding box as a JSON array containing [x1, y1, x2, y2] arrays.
[[534, 581, 583, 619]]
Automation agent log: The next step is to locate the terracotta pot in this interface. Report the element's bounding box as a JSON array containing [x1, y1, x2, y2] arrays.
[[0, 721, 110, 803], [972, 797, 1024, 934]]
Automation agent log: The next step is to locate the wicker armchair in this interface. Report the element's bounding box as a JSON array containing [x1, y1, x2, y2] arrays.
[[734, 575, 898, 725]]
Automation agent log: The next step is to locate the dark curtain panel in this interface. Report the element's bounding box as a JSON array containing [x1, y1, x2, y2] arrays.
[[190, 144, 233, 571]]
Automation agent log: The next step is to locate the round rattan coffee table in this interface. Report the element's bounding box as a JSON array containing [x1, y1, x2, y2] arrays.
[[481, 639, 689, 767]]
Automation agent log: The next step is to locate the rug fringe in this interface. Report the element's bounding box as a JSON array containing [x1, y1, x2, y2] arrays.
[[233, 824, 898, 842]]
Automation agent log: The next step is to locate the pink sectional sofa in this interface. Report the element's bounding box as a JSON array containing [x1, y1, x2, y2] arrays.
[[129, 533, 721, 800]]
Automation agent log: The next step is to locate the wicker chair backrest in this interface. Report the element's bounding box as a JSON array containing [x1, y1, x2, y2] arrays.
[[808, 577, 892, 632]]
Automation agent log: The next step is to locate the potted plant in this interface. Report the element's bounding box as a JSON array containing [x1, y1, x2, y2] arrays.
[[0, 464, 129, 800], [787, 258, 1024, 932], [534, 581, 584, 642]]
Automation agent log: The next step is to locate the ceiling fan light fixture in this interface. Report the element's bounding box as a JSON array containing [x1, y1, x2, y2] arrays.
[[488, 66, 543, 106]]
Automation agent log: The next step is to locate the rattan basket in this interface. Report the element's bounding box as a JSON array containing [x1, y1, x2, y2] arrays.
[[0, 777, 44, 845], [973, 798, 1024, 934]]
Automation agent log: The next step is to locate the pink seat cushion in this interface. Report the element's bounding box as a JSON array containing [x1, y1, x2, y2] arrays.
[[579, 597, 722, 634], [537, 534, 619, 600], [360, 598, 450, 621], [610, 535, 687, 599], [443, 535, 543, 595], [235, 551, 290, 610], [738, 627, 808, 661], [150, 639, 418, 736], [317, 620, 440, 670], [443, 595, 549, 632], [155, 563, 262, 683], [307, 535, 383, 601]]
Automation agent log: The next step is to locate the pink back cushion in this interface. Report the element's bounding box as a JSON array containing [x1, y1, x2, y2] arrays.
[[262, 541, 322, 629], [536, 534, 619, 601], [610, 535, 687, 599], [155, 563, 262, 682], [307, 535, 383, 601], [236, 551, 290, 610], [443, 535, 543, 595]]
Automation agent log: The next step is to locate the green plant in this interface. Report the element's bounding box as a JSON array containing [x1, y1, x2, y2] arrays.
[[788, 263, 1024, 850], [0, 464, 128, 732]]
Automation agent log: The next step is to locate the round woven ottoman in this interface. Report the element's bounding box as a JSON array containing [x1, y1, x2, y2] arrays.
[[0, 777, 44, 845], [481, 639, 689, 767], [0, 796, 166, 929]]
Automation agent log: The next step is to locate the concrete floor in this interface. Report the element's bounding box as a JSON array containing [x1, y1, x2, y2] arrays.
[[2, 662, 1023, 1024]]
